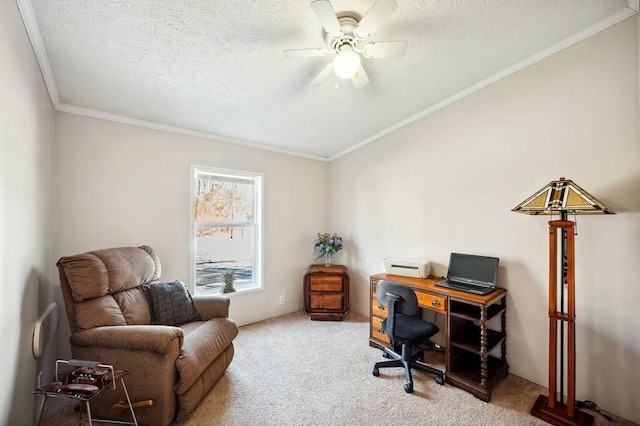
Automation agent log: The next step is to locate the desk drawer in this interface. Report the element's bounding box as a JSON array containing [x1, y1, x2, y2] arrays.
[[416, 292, 446, 312], [309, 275, 343, 292], [371, 316, 391, 344], [372, 293, 387, 318], [309, 293, 343, 310]]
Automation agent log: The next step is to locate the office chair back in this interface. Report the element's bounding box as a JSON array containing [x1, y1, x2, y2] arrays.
[[377, 280, 418, 315], [376, 280, 419, 337]]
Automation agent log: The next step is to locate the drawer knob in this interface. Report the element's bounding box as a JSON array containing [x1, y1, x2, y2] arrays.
[[377, 304, 385, 310], [378, 328, 385, 334], [432, 300, 441, 308]]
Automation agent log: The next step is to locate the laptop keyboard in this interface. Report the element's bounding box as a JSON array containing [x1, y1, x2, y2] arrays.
[[449, 280, 486, 292]]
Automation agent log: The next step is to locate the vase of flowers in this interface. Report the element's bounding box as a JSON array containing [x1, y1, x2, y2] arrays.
[[314, 232, 343, 266]]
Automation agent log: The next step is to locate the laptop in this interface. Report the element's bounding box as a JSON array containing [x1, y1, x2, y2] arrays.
[[435, 253, 499, 295]]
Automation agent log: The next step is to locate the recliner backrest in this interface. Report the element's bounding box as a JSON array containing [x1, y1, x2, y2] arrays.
[[57, 245, 161, 332]]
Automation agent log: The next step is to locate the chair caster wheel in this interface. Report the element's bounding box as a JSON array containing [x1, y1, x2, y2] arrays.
[[372, 367, 379, 377], [436, 375, 445, 385], [404, 383, 413, 393]]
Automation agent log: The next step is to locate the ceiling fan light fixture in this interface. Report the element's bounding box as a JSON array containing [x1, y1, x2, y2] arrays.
[[284, 0, 404, 88], [333, 50, 360, 79]]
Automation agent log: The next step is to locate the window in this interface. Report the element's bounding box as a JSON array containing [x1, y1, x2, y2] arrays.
[[190, 165, 263, 295]]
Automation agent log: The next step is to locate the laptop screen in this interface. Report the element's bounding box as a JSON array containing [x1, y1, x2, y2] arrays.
[[447, 253, 499, 287]]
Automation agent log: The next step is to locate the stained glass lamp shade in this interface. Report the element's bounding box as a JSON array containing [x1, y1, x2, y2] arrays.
[[512, 177, 614, 216]]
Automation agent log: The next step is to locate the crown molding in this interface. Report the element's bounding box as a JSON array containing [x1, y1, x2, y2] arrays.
[[55, 104, 328, 162], [329, 7, 637, 161], [16, 0, 60, 107]]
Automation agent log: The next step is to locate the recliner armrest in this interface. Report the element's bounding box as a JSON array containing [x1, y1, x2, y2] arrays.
[[70, 325, 184, 354], [192, 295, 230, 320]]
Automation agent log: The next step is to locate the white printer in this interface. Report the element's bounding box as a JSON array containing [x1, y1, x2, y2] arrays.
[[382, 257, 431, 278]]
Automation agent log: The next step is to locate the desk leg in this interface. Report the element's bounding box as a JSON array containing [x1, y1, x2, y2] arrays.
[[120, 377, 139, 426], [501, 297, 508, 365], [480, 307, 488, 389]]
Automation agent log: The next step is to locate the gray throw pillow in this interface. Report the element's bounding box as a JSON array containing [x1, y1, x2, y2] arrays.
[[142, 281, 201, 326]]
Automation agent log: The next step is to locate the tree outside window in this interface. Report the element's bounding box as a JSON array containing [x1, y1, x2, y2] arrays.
[[191, 166, 263, 294]]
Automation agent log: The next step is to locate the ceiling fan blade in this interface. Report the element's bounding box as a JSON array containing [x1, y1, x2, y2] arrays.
[[352, 63, 369, 89], [311, 0, 342, 38], [311, 62, 334, 87], [284, 48, 329, 58], [354, 0, 398, 40], [361, 41, 407, 58]]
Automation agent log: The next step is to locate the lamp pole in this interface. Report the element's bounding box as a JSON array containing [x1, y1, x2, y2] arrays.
[[559, 209, 567, 408]]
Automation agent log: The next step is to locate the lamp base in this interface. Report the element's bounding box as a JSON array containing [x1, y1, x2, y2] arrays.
[[531, 395, 594, 426]]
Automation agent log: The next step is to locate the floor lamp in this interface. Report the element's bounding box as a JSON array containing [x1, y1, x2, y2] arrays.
[[512, 177, 614, 426]]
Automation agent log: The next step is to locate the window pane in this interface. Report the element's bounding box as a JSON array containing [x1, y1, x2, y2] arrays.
[[194, 177, 254, 225], [191, 166, 262, 295], [195, 226, 254, 294]]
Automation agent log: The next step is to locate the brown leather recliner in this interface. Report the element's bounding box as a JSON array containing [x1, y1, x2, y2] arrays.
[[57, 245, 238, 426]]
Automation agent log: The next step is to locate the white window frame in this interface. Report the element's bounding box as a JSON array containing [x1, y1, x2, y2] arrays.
[[189, 164, 263, 295]]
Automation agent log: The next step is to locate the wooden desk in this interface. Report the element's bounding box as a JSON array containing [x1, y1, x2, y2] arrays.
[[369, 273, 508, 401]]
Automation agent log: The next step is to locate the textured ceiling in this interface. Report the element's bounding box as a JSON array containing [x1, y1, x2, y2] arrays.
[[27, 0, 631, 159]]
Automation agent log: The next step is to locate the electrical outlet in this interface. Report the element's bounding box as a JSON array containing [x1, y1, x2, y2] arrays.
[[279, 295, 285, 305]]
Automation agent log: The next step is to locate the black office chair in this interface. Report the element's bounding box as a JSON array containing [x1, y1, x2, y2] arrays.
[[372, 280, 445, 393]]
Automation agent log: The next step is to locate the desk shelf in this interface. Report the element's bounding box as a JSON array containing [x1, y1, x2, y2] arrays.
[[447, 350, 509, 399], [449, 325, 506, 355], [450, 300, 505, 322], [448, 294, 508, 401]]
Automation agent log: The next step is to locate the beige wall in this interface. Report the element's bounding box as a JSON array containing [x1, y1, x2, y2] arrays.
[[330, 16, 640, 423], [54, 112, 328, 330], [0, 2, 56, 425]]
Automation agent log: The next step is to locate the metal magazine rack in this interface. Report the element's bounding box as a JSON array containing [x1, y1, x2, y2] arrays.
[[34, 359, 137, 426]]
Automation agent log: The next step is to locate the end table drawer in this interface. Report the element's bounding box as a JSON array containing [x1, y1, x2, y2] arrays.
[[416, 292, 446, 312], [309, 275, 344, 292], [309, 293, 343, 310]]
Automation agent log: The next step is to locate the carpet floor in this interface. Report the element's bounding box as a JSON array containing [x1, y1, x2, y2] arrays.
[[41, 311, 636, 425]]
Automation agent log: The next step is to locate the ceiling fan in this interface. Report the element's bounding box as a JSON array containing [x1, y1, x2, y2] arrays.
[[284, 0, 407, 89]]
